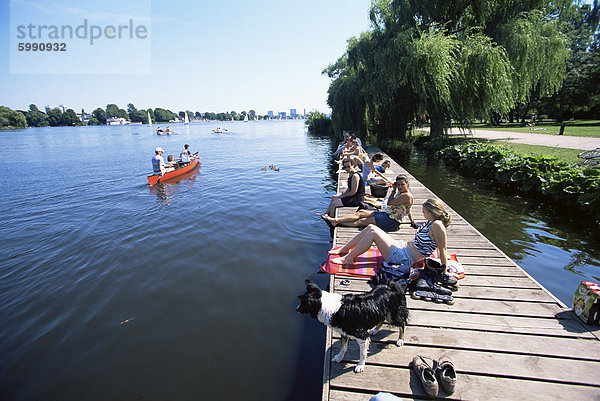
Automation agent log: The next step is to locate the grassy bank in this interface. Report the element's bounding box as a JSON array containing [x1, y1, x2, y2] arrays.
[[377, 133, 600, 231], [470, 119, 600, 137], [408, 129, 587, 164]]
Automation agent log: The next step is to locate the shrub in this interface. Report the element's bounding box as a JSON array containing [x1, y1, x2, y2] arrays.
[[436, 142, 600, 227], [305, 111, 333, 135]]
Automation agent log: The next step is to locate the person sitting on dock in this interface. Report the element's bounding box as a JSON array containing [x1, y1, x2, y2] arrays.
[[376, 160, 391, 173], [332, 132, 351, 159], [322, 174, 415, 231], [368, 160, 392, 185], [342, 138, 362, 159], [360, 153, 392, 187], [330, 198, 451, 273], [322, 159, 366, 217], [351, 133, 363, 148]]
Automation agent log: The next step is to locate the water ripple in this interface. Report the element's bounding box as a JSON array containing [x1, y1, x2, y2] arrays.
[[1, 122, 333, 400]]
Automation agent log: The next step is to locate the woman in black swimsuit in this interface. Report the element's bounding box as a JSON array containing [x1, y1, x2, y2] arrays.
[[322, 159, 365, 218]]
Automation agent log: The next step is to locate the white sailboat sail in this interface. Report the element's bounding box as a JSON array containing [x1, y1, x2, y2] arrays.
[[243, 114, 249, 122], [184, 112, 189, 124], [147, 111, 151, 127]]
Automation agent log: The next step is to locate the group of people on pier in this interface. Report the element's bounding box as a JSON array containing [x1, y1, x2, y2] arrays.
[[321, 132, 452, 276]]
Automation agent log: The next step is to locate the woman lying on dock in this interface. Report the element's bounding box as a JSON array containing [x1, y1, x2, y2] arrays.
[[322, 159, 365, 217], [330, 198, 451, 272], [322, 174, 415, 232]]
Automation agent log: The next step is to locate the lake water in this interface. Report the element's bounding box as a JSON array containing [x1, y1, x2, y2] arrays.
[[1, 122, 598, 401], [0, 121, 333, 401]]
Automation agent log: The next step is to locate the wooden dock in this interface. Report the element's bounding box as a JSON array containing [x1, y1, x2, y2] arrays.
[[322, 146, 600, 400]]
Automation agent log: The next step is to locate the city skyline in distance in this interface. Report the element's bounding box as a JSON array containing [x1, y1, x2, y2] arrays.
[[41, 103, 307, 118], [0, 0, 373, 115]]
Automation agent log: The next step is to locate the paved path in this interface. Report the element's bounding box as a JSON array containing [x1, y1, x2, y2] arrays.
[[420, 127, 600, 150]]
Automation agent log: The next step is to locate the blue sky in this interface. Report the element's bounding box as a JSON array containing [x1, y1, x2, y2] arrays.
[[0, 0, 373, 115]]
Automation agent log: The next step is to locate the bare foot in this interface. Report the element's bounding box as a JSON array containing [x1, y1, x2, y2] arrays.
[[321, 214, 338, 226], [328, 247, 347, 255], [331, 256, 354, 265]]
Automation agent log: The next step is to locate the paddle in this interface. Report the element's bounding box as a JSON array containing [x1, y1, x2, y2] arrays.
[[152, 173, 163, 186]]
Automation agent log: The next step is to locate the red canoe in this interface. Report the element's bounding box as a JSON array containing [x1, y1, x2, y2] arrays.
[[147, 157, 200, 185]]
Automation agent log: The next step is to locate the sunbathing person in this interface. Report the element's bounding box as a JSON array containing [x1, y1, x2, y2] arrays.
[[322, 175, 415, 232], [322, 159, 365, 217], [330, 198, 451, 273]]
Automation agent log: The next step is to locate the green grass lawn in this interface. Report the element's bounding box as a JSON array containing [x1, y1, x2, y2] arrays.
[[471, 119, 600, 137], [409, 129, 588, 164], [493, 142, 584, 163]]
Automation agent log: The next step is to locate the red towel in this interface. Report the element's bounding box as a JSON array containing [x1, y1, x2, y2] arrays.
[[320, 246, 383, 277]]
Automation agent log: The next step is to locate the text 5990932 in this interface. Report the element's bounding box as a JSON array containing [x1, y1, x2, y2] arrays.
[[18, 43, 66, 51]]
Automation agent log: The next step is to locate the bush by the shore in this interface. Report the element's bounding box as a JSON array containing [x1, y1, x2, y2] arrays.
[[436, 141, 600, 227], [305, 111, 333, 136]]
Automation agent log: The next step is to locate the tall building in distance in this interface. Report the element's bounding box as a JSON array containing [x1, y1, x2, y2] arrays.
[[267, 110, 274, 119], [45, 105, 68, 113], [290, 108, 297, 118], [278, 112, 287, 119]]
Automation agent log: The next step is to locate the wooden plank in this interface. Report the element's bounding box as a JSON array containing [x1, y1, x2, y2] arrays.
[[404, 298, 566, 317], [405, 310, 596, 339], [460, 265, 528, 276], [330, 326, 600, 360], [329, 364, 600, 400], [329, 343, 600, 386], [455, 275, 539, 288], [332, 274, 539, 289], [334, 225, 482, 237], [329, 286, 564, 317], [334, 280, 559, 303], [322, 273, 336, 401], [329, 390, 416, 401]]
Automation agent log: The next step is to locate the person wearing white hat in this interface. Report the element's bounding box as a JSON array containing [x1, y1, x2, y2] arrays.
[[152, 147, 174, 175]]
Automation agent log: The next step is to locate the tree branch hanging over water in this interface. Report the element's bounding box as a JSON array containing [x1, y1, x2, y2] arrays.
[[324, 0, 571, 141]]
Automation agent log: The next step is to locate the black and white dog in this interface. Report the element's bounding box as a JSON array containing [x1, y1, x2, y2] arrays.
[[296, 279, 409, 373]]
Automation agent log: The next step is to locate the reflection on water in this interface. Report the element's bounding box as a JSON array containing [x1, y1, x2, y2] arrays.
[[393, 149, 600, 304], [149, 168, 200, 205]]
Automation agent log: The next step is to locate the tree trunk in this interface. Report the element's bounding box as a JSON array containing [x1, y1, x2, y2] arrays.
[[429, 113, 446, 140]]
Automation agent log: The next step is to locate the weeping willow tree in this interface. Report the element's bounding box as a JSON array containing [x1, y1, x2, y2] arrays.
[[325, 0, 571, 140]]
